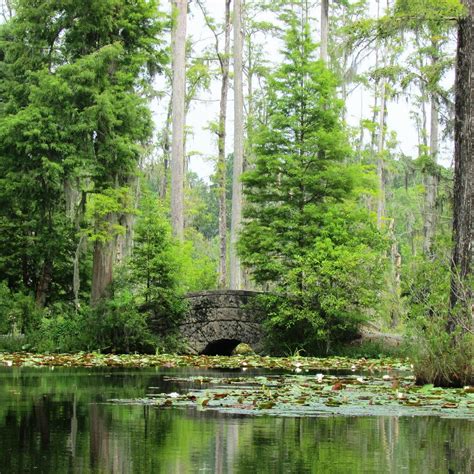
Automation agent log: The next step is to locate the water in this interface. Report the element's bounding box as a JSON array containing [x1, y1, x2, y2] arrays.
[[0, 367, 472, 473]]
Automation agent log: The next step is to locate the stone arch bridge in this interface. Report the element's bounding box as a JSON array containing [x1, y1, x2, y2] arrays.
[[179, 290, 264, 355]]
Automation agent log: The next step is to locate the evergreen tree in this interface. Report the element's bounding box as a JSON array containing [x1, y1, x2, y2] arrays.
[[0, 0, 165, 306], [239, 15, 386, 354]]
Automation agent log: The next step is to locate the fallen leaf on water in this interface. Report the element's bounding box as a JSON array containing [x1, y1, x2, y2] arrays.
[[441, 402, 458, 409]]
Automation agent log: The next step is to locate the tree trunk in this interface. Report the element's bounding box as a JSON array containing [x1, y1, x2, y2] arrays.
[[230, 0, 244, 290], [450, 0, 474, 329], [376, 78, 386, 228], [160, 97, 172, 199], [90, 237, 115, 305], [170, 0, 187, 240], [217, 0, 232, 288], [90, 214, 116, 305], [35, 259, 52, 308], [423, 94, 439, 256], [73, 235, 86, 309], [320, 0, 329, 62]]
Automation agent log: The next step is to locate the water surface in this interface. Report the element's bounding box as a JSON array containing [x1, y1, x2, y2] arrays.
[[0, 367, 472, 473]]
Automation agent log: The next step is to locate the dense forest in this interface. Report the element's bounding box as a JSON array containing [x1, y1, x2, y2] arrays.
[[0, 0, 472, 387]]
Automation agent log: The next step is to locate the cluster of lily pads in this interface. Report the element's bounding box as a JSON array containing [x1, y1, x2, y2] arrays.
[[111, 373, 474, 419], [0, 352, 411, 371]]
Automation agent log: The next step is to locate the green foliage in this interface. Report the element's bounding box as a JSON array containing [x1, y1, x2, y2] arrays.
[[85, 187, 136, 243], [394, 0, 465, 21], [178, 229, 218, 292], [0, 0, 166, 306], [405, 256, 474, 387], [239, 17, 386, 355], [0, 282, 42, 335], [334, 340, 409, 359], [83, 291, 157, 353], [28, 308, 85, 353], [130, 192, 187, 327]]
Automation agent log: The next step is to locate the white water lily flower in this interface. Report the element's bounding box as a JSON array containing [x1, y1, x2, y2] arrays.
[[6, 360, 12, 367], [316, 373, 324, 383], [295, 367, 302, 373], [356, 377, 364, 383], [382, 375, 391, 381], [351, 365, 356, 371], [168, 392, 180, 398], [294, 362, 302, 368]]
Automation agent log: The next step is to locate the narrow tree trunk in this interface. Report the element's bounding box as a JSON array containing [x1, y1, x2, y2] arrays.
[[320, 0, 329, 62], [376, 78, 386, 228], [35, 259, 52, 308], [160, 98, 172, 199], [449, 0, 474, 330], [73, 235, 86, 309], [217, 0, 232, 288], [0, 0, 13, 21], [170, 0, 187, 240], [423, 94, 439, 256], [230, 0, 244, 290]]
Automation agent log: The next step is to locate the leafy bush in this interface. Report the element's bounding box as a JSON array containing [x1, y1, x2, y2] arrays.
[[0, 335, 28, 352], [84, 290, 157, 353], [244, 203, 386, 356], [0, 282, 42, 335], [29, 307, 84, 353], [406, 256, 473, 387]]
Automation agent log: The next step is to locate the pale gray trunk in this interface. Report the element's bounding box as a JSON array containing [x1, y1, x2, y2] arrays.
[[170, 0, 187, 240], [65, 178, 85, 308], [73, 235, 86, 309], [217, 0, 232, 288], [423, 95, 439, 256], [230, 0, 244, 289], [388, 219, 401, 328], [376, 78, 386, 228], [320, 0, 329, 62], [160, 98, 172, 199]]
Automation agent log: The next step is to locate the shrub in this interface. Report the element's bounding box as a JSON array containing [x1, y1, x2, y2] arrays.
[[29, 308, 84, 353], [0, 282, 42, 335], [84, 290, 158, 353], [406, 256, 473, 387]]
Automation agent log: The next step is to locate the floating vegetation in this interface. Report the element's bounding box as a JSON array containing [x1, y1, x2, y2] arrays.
[[0, 352, 412, 371], [110, 373, 474, 420]]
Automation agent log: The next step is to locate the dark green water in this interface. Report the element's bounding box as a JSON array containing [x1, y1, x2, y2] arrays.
[[0, 367, 472, 474]]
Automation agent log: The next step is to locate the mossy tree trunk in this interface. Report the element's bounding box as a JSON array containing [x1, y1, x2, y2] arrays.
[[450, 0, 474, 331]]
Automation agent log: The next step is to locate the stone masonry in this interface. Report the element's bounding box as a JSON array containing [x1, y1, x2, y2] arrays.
[[179, 290, 264, 354]]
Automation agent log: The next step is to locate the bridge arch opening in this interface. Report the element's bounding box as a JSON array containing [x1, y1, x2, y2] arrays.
[[200, 339, 241, 356]]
